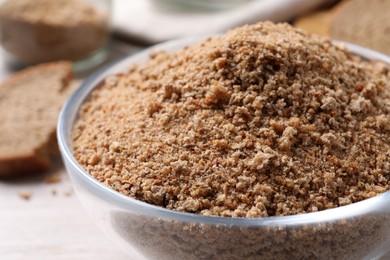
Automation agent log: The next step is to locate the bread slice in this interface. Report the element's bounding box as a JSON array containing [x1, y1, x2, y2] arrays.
[[0, 62, 73, 177], [330, 0, 390, 56], [294, 0, 390, 57], [293, 10, 333, 37]]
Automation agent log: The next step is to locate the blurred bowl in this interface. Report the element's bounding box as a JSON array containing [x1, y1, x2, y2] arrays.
[[0, 0, 111, 71], [58, 36, 390, 260], [150, 0, 252, 11]]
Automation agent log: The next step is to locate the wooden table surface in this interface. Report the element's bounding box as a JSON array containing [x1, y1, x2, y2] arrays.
[[0, 168, 129, 260], [0, 39, 142, 260]]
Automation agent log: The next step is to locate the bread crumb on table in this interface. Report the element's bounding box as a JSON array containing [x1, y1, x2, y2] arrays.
[[18, 191, 32, 200], [64, 188, 73, 197], [44, 172, 62, 184], [72, 22, 390, 218]]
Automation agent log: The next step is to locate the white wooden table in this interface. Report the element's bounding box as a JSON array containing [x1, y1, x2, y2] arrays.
[[0, 168, 129, 260]]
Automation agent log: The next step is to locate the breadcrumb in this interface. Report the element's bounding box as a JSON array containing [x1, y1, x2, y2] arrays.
[[18, 191, 32, 200], [72, 22, 390, 218]]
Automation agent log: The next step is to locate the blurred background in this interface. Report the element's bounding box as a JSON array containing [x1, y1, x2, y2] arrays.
[[1, 0, 388, 77], [1, 0, 389, 259]]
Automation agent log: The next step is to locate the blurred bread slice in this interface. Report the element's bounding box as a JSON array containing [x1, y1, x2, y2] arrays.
[[293, 10, 333, 37], [330, 0, 390, 56], [295, 0, 390, 56], [0, 62, 75, 177]]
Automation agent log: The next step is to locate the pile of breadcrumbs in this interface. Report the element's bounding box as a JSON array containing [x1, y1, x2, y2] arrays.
[[73, 22, 390, 218]]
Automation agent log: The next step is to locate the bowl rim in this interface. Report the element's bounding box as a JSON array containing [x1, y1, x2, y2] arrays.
[[58, 35, 390, 227]]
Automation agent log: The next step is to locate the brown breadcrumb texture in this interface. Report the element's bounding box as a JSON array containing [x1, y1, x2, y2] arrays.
[[72, 22, 390, 218]]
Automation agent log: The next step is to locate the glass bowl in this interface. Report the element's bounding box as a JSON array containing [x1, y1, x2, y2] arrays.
[[57, 36, 390, 260]]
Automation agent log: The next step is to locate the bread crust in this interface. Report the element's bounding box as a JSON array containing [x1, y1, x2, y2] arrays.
[[0, 152, 50, 177], [0, 61, 72, 90]]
